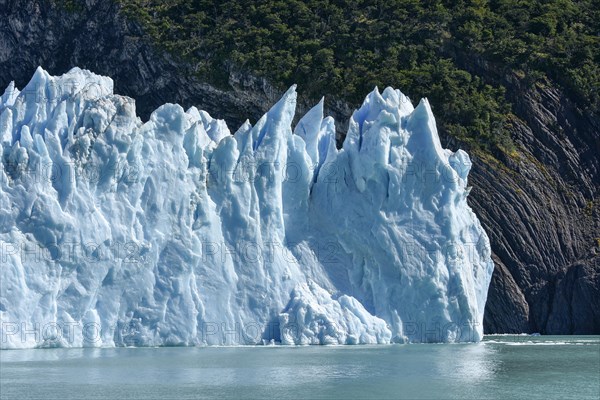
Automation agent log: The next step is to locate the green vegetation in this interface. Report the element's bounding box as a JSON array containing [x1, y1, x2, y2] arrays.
[[54, 0, 83, 12], [585, 200, 594, 216], [117, 0, 598, 154]]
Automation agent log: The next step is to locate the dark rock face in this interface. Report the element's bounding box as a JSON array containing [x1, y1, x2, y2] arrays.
[[1, 0, 598, 334], [456, 57, 600, 334]]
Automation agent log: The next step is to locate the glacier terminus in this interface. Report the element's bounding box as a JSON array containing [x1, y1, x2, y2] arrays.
[[0, 67, 494, 348]]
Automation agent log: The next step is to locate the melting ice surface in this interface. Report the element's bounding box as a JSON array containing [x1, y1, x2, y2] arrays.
[[0, 68, 493, 348]]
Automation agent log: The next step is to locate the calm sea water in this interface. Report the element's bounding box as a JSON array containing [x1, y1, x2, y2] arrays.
[[1, 335, 598, 399]]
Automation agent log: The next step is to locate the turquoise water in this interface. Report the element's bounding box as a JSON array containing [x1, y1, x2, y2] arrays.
[[1, 336, 598, 399]]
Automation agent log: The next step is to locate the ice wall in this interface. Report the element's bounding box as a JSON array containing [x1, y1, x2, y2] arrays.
[[0, 68, 493, 348]]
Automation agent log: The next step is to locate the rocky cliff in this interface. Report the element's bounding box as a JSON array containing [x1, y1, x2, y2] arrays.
[[1, 0, 598, 334]]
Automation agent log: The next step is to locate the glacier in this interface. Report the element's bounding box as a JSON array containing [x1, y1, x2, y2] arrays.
[[0, 67, 493, 348]]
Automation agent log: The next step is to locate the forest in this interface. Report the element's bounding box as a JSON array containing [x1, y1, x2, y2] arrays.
[[117, 0, 599, 154]]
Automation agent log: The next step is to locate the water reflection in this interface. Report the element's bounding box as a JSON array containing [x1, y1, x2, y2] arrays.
[[438, 343, 498, 382]]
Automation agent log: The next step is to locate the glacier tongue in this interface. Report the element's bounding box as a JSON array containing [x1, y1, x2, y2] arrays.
[[0, 68, 493, 348]]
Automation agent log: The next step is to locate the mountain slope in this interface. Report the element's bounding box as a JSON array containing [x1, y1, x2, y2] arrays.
[[0, 0, 598, 334]]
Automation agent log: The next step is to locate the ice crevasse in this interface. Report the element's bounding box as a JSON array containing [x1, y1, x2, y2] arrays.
[[0, 67, 494, 348]]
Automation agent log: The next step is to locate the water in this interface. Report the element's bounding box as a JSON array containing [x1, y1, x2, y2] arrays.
[[1, 336, 598, 399]]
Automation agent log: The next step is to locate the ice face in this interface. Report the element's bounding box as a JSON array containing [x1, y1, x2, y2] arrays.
[[0, 68, 494, 348]]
